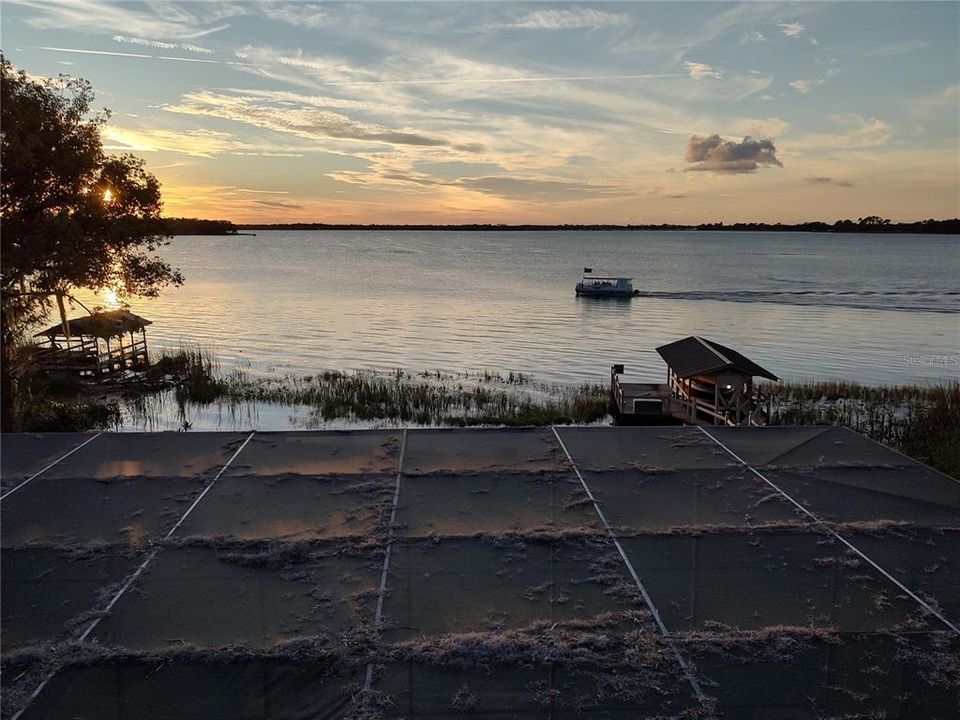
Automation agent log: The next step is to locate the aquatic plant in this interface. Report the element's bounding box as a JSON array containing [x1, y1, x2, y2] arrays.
[[759, 380, 959, 477], [18, 398, 121, 432], [126, 360, 610, 429]]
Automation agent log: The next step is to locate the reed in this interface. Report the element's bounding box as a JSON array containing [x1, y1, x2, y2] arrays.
[[150, 344, 225, 403], [131, 354, 610, 428], [201, 368, 609, 427], [759, 379, 959, 477], [20, 341, 955, 477]]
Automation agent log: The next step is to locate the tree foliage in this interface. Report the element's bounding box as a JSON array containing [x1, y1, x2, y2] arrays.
[[1, 57, 183, 428], [1, 57, 182, 314]]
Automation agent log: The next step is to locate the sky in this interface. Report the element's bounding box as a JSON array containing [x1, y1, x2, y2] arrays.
[[3, 1, 959, 224]]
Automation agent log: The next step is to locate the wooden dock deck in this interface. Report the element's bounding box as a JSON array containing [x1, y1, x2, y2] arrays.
[[612, 380, 685, 425]]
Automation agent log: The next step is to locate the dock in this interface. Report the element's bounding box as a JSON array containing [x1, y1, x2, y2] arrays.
[[2, 427, 958, 718], [611, 336, 779, 427]]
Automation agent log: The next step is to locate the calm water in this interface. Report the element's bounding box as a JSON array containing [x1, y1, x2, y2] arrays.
[[75, 231, 960, 386]]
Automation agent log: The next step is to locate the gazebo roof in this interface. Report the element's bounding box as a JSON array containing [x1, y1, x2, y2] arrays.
[[35, 310, 152, 339], [656, 336, 779, 381]]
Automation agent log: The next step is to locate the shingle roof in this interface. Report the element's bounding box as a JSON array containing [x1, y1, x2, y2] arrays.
[[656, 336, 779, 381], [35, 310, 152, 339]]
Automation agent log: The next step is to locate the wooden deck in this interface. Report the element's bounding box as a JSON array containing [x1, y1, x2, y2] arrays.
[[611, 379, 688, 425], [611, 374, 760, 426]]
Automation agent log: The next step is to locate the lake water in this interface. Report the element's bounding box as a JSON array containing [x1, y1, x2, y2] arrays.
[[74, 230, 959, 387]]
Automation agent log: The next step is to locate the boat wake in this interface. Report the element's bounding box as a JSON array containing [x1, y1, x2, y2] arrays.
[[631, 289, 959, 313]]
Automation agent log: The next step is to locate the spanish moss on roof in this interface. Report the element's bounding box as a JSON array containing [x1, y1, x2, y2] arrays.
[[35, 310, 152, 339], [656, 335, 779, 381]]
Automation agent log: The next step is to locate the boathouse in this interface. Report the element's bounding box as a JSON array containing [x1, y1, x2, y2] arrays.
[[657, 336, 778, 426], [611, 336, 778, 426], [34, 309, 152, 380]]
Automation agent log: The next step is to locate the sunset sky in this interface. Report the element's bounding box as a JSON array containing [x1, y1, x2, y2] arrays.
[[4, 1, 958, 223]]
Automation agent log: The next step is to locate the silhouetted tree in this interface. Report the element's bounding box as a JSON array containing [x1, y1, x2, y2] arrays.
[[1, 57, 182, 430], [163, 218, 237, 235]]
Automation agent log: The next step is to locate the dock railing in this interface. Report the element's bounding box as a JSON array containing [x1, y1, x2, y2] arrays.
[[610, 365, 625, 418], [666, 371, 762, 427]]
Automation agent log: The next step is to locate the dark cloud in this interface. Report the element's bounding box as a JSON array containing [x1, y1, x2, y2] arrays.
[[454, 142, 486, 153], [454, 176, 622, 200], [684, 134, 782, 174], [381, 172, 441, 186], [255, 199, 304, 210], [805, 176, 854, 187], [164, 91, 483, 152], [374, 172, 623, 201]]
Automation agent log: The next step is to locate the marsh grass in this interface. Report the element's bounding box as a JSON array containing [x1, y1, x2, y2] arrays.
[[149, 344, 225, 403], [6, 342, 122, 431], [19, 342, 955, 476], [135, 354, 610, 429], [760, 380, 960, 477]]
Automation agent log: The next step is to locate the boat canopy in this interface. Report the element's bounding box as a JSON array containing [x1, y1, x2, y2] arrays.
[[581, 275, 633, 284]]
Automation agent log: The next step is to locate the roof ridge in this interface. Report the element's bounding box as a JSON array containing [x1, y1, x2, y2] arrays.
[[694, 335, 732, 367]]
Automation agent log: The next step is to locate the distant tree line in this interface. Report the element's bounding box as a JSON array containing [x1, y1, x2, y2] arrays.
[[694, 217, 959, 234], [232, 218, 959, 234], [163, 217, 238, 235]]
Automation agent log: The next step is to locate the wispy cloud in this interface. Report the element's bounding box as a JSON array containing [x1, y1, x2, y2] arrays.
[[805, 176, 854, 187], [505, 9, 629, 30], [336, 169, 625, 202], [777, 21, 817, 45], [696, 4, 796, 47], [256, 1, 331, 30], [39, 46, 152, 60], [234, 188, 291, 195], [246, 45, 680, 88], [777, 22, 806, 37], [312, 72, 684, 88], [910, 84, 960, 114], [162, 90, 484, 152], [455, 176, 624, 200], [113, 35, 213, 55], [729, 117, 792, 138], [685, 62, 722, 80], [9, 0, 239, 40], [254, 199, 304, 210], [791, 118, 893, 150], [864, 41, 930, 58], [102, 126, 311, 158], [38, 46, 250, 66], [8, 0, 955, 222], [789, 79, 818, 93], [789, 66, 839, 93]]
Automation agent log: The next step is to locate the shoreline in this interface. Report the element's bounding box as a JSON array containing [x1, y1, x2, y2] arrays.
[[13, 352, 957, 477], [229, 221, 960, 234]]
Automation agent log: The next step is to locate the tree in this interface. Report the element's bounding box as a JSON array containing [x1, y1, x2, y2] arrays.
[[1, 57, 183, 430]]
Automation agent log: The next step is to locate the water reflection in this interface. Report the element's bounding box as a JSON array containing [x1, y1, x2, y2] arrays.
[[65, 231, 959, 387]]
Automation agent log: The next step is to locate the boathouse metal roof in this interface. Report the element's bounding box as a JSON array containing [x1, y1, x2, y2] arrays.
[[35, 309, 152, 339], [2, 427, 957, 718], [656, 335, 779, 381]]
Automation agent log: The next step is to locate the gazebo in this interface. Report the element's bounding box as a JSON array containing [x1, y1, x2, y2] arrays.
[[656, 336, 778, 426], [34, 310, 152, 380]]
